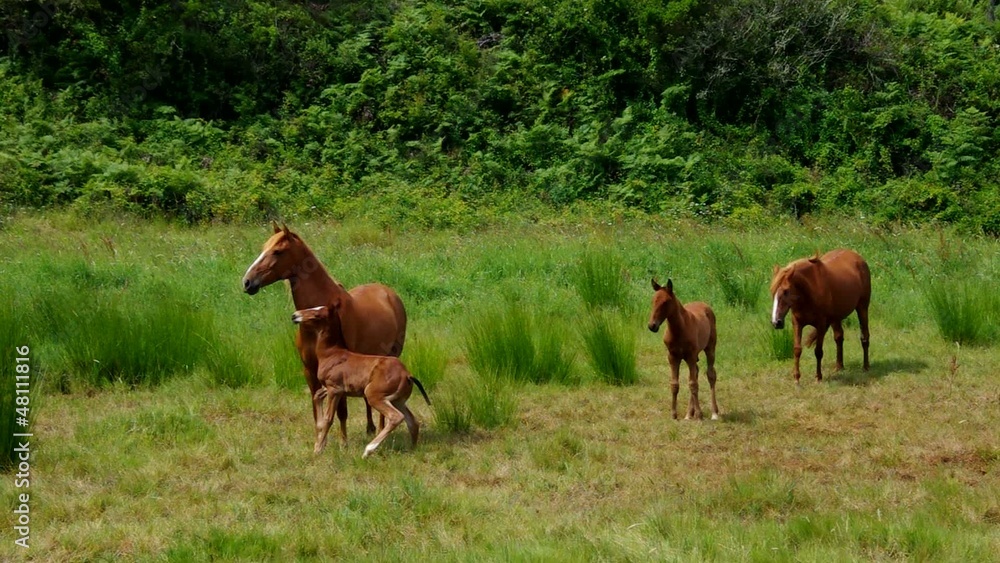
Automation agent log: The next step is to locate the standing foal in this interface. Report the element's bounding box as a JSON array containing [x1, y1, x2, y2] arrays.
[[648, 278, 720, 420], [292, 302, 430, 458]]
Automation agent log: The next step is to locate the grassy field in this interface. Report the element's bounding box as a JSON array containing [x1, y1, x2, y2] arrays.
[[1, 212, 999, 561]]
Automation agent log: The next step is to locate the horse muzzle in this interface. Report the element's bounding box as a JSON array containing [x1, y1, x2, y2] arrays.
[[291, 312, 303, 324], [243, 278, 260, 295], [648, 322, 661, 333], [772, 319, 785, 330]]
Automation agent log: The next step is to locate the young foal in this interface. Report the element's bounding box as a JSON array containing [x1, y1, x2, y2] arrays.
[[648, 279, 720, 420], [292, 302, 430, 458], [770, 249, 871, 382]]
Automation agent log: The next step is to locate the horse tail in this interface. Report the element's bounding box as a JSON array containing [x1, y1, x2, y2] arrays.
[[409, 376, 431, 405], [803, 328, 819, 348]]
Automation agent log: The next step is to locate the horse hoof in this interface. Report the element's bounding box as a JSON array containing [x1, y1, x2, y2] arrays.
[[362, 445, 377, 458]]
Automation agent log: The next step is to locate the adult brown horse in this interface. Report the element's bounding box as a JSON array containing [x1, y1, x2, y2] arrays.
[[648, 278, 720, 420], [770, 249, 871, 383], [242, 223, 407, 440]]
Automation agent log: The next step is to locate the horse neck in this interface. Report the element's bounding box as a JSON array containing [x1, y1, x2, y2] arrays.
[[662, 299, 689, 332], [288, 244, 349, 310]]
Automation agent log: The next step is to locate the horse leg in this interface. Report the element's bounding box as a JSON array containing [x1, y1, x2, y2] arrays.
[[858, 305, 871, 371], [315, 392, 340, 455], [365, 398, 377, 436], [395, 400, 419, 448], [684, 357, 702, 420], [705, 342, 720, 421], [363, 397, 405, 459], [668, 353, 681, 419], [832, 320, 845, 371], [336, 395, 349, 443], [792, 319, 804, 384], [813, 323, 830, 382]]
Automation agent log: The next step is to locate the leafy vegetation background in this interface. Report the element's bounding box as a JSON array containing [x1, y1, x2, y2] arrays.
[[2, 0, 1000, 231]]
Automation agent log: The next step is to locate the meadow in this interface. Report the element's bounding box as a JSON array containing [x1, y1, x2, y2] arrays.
[[1, 211, 999, 561]]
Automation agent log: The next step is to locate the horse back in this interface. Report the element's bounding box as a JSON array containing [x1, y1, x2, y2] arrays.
[[820, 249, 871, 312]]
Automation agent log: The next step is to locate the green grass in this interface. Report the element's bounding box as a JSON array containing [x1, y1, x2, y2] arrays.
[[464, 298, 575, 385], [0, 291, 33, 469], [572, 250, 629, 310], [705, 241, 766, 310], [400, 332, 449, 391], [762, 324, 795, 360], [1, 213, 999, 560], [925, 278, 1000, 346], [581, 311, 638, 385]]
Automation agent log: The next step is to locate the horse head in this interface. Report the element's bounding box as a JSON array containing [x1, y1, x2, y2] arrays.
[[291, 298, 346, 347], [769, 263, 807, 329], [648, 278, 677, 332], [242, 222, 310, 295]]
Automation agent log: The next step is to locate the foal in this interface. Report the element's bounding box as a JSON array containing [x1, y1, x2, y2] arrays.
[[648, 279, 720, 420], [292, 302, 430, 458]]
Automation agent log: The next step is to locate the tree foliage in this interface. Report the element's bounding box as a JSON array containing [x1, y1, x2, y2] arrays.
[[2, 0, 1000, 231]]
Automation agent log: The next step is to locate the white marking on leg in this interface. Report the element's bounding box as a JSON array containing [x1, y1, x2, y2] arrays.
[[711, 413, 720, 420], [363, 443, 378, 458], [772, 296, 780, 324]]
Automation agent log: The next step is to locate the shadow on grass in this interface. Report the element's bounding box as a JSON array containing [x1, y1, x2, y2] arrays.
[[829, 357, 929, 386], [719, 408, 762, 425]]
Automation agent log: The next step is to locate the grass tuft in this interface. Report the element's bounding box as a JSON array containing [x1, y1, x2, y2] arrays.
[[762, 324, 795, 360], [464, 299, 576, 385], [704, 242, 765, 309], [401, 333, 448, 390], [572, 250, 628, 310], [925, 278, 1000, 345], [581, 312, 637, 385], [435, 374, 516, 432]]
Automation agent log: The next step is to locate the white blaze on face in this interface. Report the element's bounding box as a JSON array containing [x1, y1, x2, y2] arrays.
[[772, 295, 781, 324], [244, 248, 268, 280]]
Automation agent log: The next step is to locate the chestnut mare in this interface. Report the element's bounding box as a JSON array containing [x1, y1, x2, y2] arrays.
[[770, 249, 871, 383], [242, 223, 407, 436], [647, 278, 720, 420]]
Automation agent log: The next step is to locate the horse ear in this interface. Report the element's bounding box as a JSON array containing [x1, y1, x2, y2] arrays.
[[651, 278, 661, 291], [271, 221, 281, 234], [281, 223, 291, 236], [773, 264, 780, 276], [809, 251, 821, 263], [666, 279, 674, 294]]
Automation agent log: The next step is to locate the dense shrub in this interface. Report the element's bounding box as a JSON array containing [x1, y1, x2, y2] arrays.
[[1, 0, 1000, 229]]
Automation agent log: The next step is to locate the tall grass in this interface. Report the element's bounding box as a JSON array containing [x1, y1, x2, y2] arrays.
[[762, 325, 795, 360], [572, 250, 628, 310], [704, 242, 765, 310], [464, 300, 575, 385], [435, 375, 517, 432], [401, 334, 449, 391], [925, 278, 1000, 345], [581, 312, 637, 385], [0, 291, 34, 470]]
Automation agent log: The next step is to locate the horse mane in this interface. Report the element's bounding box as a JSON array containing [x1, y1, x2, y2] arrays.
[[769, 265, 794, 295]]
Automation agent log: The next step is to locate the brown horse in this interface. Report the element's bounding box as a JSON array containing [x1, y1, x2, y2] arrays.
[[648, 278, 720, 420], [770, 249, 871, 382], [242, 223, 407, 437], [292, 303, 430, 458]]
